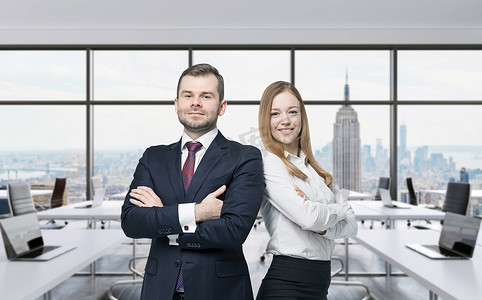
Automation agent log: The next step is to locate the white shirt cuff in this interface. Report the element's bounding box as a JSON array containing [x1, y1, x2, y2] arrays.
[[178, 203, 197, 233], [168, 234, 179, 246]]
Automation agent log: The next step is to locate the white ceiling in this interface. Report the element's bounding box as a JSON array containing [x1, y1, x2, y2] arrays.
[[1, 0, 482, 45]]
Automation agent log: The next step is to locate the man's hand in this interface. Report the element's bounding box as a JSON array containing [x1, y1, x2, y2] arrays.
[[129, 186, 164, 207], [195, 185, 226, 223]]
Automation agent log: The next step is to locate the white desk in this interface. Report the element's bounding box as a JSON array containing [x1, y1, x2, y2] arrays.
[[353, 229, 482, 300], [108, 192, 128, 200], [0, 229, 125, 300], [0, 189, 53, 199], [420, 189, 482, 200], [347, 191, 373, 200], [37, 201, 123, 222], [350, 200, 445, 224]]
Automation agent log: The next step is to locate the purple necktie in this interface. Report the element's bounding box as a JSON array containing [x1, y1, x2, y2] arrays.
[[176, 141, 202, 291], [182, 142, 203, 194]]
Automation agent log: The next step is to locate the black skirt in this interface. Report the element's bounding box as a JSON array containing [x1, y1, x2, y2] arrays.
[[256, 255, 331, 300]]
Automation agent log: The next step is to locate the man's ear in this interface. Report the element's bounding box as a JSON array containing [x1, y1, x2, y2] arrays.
[[218, 99, 227, 116]]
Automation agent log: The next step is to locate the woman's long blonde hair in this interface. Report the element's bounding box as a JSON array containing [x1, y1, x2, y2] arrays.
[[258, 81, 333, 186]]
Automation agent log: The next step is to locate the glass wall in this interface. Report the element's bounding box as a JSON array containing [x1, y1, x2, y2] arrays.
[[93, 50, 188, 101], [1, 47, 480, 215], [0, 51, 85, 101], [0, 106, 86, 204]]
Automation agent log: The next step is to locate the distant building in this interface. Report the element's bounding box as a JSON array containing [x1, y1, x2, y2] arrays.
[[414, 146, 428, 172], [333, 71, 361, 191], [460, 167, 469, 183]]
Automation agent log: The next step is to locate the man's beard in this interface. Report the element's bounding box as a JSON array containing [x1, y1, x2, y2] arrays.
[[178, 108, 219, 133]]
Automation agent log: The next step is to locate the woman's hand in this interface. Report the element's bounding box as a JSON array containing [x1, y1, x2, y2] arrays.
[[294, 185, 309, 201], [294, 185, 326, 235]]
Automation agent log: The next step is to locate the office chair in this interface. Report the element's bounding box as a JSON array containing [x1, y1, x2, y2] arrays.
[[106, 256, 146, 300], [414, 182, 470, 230], [406, 177, 432, 228], [7, 182, 37, 216], [91, 176, 103, 191], [442, 182, 470, 216], [406, 177, 418, 206], [8, 182, 65, 229], [367, 177, 390, 229], [50, 177, 67, 209], [92, 176, 109, 229], [329, 256, 371, 300], [406, 177, 417, 227], [42, 178, 68, 229], [374, 177, 390, 201], [37, 177, 67, 210]]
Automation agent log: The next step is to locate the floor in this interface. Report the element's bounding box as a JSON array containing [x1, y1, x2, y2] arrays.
[[34, 219, 439, 300]]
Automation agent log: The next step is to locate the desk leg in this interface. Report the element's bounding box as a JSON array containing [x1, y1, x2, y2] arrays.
[[90, 261, 96, 280], [344, 237, 349, 281]]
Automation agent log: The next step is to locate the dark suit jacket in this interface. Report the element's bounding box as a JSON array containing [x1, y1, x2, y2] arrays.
[[121, 132, 265, 300]]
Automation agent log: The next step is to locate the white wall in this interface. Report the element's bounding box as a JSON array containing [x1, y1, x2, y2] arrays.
[[1, 0, 482, 45]]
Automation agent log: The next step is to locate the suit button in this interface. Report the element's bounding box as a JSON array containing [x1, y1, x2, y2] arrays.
[[174, 260, 180, 267]]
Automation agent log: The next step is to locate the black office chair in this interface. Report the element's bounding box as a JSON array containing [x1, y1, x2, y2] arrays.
[[414, 182, 470, 230], [406, 177, 418, 206], [442, 182, 470, 216], [406, 177, 417, 227], [50, 178, 67, 209], [42, 178, 68, 229]]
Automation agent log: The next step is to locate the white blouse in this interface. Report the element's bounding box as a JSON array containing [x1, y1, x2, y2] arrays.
[[260, 150, 358, 261]]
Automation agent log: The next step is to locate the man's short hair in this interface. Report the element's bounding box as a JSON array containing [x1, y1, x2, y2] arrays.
[[176, 63, 224, 101]]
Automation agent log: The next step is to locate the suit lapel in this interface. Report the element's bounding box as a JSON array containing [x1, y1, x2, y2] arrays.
[[185, 132, 227, 203], [166, 140, 185, 201]]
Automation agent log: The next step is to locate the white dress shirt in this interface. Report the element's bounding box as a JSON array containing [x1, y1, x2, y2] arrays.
[[168, 128, 218, 246], [260, 150, 358, 260]]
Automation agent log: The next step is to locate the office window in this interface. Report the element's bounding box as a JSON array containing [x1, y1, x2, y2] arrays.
[[93, 50, 189, 100], [0, 106, 86, 203], [398, 105, 482, 213], [192, 50, 290, 101], [0, 51, 85, 101], [217, 105, 261, 149], [398, 50, 482, 101], [306, 105, 389, 194], [93, 105, 183, 194], [295, 51, 390, 101]]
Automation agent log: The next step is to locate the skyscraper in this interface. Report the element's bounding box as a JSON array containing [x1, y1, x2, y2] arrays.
[[333, 71, 361, 191]]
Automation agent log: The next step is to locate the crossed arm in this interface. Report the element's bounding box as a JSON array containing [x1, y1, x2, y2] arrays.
[[129, 185, 225, 223], [122, 146, 265, 250]]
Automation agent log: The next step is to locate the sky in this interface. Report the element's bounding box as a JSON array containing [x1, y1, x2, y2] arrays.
[[1, 49, 482, 152]]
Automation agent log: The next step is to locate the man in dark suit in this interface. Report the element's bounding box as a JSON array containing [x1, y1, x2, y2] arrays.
[[121, 63, 265, 300]]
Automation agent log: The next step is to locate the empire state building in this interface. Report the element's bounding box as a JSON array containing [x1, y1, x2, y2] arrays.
[[333, 72, 361, 191]]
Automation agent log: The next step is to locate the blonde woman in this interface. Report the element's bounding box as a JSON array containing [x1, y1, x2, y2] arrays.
[[256, 81, 357, 300]]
